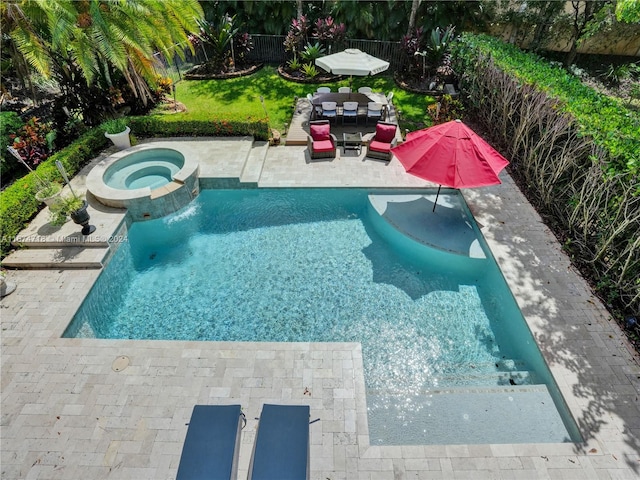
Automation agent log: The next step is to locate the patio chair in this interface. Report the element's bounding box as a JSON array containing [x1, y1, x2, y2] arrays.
[[248, 404, 310, 480], [306, 93, 322, 120], [307, 120, 337, 159], [176, 404, 246, 480], [338, 86, 351, 93], [321, 101, 338, 123], [357, 86, 372, 94], [366, 102, 383, 125], [316, 86, 331, 93], [342, 101, 359, 125], [386, 91, 394, 102], [366, 121, 398, 162]]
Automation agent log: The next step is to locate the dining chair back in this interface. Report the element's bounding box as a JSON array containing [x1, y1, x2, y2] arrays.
[[358, 86, 372, 94], [366, 102, 383, 124], [317, 87, 331, 93], [338, 87, 351, 93], [307, 93, 322, 120], [321, 102, 338, 123], [342, 101, 359, 125]]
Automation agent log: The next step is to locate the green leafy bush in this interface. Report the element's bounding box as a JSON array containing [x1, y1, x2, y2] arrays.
[[129, 116, 269, 140], [301, 64, 319, 78], [1, 111, 25, 178], [453, 34, 639, 175]]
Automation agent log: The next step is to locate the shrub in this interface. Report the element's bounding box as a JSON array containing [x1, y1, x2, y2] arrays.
[[0, 111, 25, 179], [129, 116, 269, 140], [453, 33, 639, 175]]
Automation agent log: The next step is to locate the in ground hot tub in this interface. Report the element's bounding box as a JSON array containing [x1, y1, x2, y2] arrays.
[[103, 148, 184, 190], [87, 145, 199, 221]]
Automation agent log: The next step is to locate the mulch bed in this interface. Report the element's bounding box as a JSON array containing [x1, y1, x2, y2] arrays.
[[276, 65, 342, 84], [184, 63, 264, 80]]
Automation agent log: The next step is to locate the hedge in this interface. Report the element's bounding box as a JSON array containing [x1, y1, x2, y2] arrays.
[[453, 33, 639, 176]]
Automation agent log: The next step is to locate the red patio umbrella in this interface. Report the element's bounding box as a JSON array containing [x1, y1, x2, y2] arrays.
[[391, 119, 510, 211]]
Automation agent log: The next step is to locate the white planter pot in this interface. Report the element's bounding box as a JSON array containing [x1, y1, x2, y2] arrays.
[[35, 184, 63, 207], [105, 126, 131, 150]]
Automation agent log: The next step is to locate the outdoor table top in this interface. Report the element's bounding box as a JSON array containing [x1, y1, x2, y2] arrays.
[[311, 92, 386, 106]]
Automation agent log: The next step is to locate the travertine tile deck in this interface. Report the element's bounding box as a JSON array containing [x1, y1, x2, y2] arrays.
[[2, 138, 639, 479]]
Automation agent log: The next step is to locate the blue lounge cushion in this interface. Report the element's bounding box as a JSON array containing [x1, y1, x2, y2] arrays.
[[176, 404, 244, 480], [249, 404, 310, 480]]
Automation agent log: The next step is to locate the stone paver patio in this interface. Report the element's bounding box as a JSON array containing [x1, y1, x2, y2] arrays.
[[2, 138, 639, 479]]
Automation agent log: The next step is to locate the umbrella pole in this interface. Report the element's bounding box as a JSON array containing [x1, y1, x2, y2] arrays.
[[433, 185, 442, 212]]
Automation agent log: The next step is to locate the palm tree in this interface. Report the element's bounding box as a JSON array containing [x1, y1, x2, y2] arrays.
[[5, 0, 203, 123]]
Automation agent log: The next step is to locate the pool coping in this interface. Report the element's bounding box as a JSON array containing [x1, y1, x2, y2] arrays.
[[2, 137, 639, 479]]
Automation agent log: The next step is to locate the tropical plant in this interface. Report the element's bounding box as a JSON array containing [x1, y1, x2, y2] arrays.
[[301, 64, 319, 78], [4, 0, 203, 124], [426, 25, 456, 65], [283, 15, 310, 60], [197, 14, 238, 70], [600, 62, 638, 87], [300, 42, 326, 64], [10, 117, 52, 168], [427, 94, 464, 123], [312, 16, 346, 51], [287, 57, 303, 71], [234, 33, 254, 65], [401, 27, 426, 77]]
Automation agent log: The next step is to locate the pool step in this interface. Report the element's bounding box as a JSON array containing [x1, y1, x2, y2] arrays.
[[240, 140, 269, 185], [435, 369, 541, 387], [2, 246, 109, 269], [367, 384, 573, 445]]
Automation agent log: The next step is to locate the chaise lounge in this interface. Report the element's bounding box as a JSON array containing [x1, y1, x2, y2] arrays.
[[176, 404, 245, 480], [248, 404, 310, 480]]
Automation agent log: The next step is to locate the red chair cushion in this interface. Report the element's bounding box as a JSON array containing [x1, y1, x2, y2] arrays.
[[369, 140, 391, 153], [313, 139, 334, 153], [375, 123, 396, 144], [310, 123, 330, 141]]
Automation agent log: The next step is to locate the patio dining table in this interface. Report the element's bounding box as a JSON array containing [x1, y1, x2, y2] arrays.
[[310, 92, 388, 121], [310, 92, 387, 107]]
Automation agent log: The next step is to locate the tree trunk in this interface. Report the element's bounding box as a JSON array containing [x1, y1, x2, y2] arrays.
[[296, 0, 303, 19], [407, 0, 422, 35], [564, 0, 596, 67]]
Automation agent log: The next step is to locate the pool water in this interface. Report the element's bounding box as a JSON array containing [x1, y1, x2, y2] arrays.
[[103, 148, 184, 190], [66, 188, 580, 445]]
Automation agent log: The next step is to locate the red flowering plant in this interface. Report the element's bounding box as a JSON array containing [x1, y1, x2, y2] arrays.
[[10, 117, 53, 169], [312, 16, 346, 49]]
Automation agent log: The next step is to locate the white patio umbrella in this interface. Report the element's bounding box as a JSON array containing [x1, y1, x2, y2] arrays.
[[315, 48, 390, 88]]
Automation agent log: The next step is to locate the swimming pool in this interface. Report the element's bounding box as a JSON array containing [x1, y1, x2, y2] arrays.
[[65, 188, 580, 445]]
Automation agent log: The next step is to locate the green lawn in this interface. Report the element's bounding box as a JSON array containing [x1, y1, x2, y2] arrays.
[[156, 65, 435, 135]]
